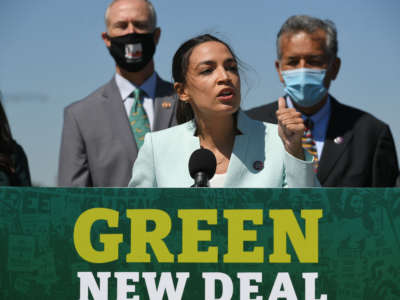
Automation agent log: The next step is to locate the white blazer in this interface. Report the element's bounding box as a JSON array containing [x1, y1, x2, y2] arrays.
[[129, 110, 318, 188]]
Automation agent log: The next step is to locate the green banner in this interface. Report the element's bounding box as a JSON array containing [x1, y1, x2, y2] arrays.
[[0, 188, 399, 300]]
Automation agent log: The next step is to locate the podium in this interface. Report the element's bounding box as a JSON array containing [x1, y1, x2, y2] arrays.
[[1, 188, 399, 299]]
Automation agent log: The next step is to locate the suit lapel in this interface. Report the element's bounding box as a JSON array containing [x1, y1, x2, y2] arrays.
[[317, 98, 353, 184], [224, 111, 251, 187], [224, 134, 249, 187], [101, 78, 137, 158], [184, 122, 202, 187], [153, 75, 176, 131]]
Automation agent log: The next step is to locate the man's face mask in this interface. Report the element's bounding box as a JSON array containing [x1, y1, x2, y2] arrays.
[[107, 32, 156, 73], [281, 68, 328, 107]]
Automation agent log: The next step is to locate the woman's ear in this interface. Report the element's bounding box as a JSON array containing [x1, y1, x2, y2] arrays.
[[174, 82, 190, 101]]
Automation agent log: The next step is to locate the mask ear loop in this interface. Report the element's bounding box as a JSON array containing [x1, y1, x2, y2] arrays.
[[322, 57, 335, 85], [325, 54, 337, 75]]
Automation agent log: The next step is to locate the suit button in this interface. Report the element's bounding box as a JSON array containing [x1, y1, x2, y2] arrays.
[[253, 161, 264, 171]]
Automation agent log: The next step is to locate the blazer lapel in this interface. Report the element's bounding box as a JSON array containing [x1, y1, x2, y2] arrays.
[[101, 78, 137, 158], [317, 98, 353, 184], [184, 122, 202, 187], [153, 75, 176, 131], [224, 111, 251, 187]]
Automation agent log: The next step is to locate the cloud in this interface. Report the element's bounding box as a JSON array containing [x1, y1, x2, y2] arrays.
[[0, 91, 49, 103]]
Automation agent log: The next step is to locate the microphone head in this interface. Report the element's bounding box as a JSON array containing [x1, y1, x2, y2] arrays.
[[188, 148, 217, 180]]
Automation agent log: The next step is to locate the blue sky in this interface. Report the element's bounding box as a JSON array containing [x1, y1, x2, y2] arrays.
[[1, 0, 399, 186]]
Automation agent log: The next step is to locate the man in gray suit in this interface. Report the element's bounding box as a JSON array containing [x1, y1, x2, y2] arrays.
[[58, 0, 177, 187]]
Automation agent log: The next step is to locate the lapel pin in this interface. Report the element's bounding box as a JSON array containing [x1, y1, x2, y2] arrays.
[[334, 136, 344, 144], [162, 101, 171, 109], [253, 161, 264, 171]]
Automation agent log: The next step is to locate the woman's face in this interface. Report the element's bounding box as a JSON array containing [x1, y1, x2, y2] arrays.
[[179, 41, 241, 118]]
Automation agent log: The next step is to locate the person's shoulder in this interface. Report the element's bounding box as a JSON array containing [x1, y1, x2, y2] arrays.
[[11, 141, 31, 186], [13, 142, 28, 159], [65, 79, 114, 113], [331, 97, 390, 131], [246, 101, 278, 114], [150, 121, 193, 140], [239, 110, 279, 138], [155, 73, 176, 98], [8, 141, 28, 165], [245, 101, 279, 123], [155, 74, 173, 89]]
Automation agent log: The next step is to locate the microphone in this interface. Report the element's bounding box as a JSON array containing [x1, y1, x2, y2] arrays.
[[188, 148, 217, 187]]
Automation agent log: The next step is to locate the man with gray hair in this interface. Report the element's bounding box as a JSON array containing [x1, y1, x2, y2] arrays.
[[58, 0, 177, 187], [247, 15, 398, 187]]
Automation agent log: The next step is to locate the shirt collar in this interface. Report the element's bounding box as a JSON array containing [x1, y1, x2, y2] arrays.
[[115, 72, 157, 101], [286, 95, 331, 125]]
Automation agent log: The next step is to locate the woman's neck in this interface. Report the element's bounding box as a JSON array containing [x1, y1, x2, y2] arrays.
[[197, 114, 235, 148], [196, 113, 237, 173]]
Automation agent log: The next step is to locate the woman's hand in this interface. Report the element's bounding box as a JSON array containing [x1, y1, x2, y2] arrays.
[[276, 97, 305, 160]]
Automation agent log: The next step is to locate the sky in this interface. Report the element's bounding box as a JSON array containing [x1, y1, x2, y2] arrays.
[[1, 0, 399, 186]]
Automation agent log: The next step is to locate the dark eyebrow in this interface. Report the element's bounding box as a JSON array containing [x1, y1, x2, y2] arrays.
[[132, 20, 151, 28], [195, 60, 216, 69], [306, 55, 325, 59], [225, 58, 237, 64], [195, 57, 237, 69], [113, 21, 127, 27], [286, 54, 325, 59]]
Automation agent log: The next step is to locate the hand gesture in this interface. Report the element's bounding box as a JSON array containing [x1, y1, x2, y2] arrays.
[[276, 97, 305, 160]]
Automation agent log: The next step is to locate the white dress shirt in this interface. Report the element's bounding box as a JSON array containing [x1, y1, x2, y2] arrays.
[[115, 72, 157, 130], [287, 95, 331, 160]]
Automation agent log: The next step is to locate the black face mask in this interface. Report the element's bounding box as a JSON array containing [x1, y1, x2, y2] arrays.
[[107, 32, 156, 72]]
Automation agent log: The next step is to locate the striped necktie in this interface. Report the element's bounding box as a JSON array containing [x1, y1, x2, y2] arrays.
[[302, 118, 318, 172], [129, 88, 150, 149]]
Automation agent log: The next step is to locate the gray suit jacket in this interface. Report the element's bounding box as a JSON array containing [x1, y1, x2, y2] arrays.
[[58, 74, 177, 187]]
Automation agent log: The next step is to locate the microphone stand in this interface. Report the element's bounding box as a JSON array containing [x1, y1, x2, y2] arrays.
[[191, 172, 209, 187]]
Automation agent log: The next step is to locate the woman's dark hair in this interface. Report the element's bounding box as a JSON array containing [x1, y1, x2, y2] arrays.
[[0, 95, 16, 174], [172, 34, 239, 124]]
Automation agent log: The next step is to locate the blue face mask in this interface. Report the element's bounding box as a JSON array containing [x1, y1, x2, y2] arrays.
[[281, 68, 328, 107]]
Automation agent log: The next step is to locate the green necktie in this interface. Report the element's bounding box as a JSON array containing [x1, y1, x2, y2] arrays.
[[129, 88, 150, 149]]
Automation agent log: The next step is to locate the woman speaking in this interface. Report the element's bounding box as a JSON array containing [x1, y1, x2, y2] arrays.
[[129, 34, 318, 188]]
